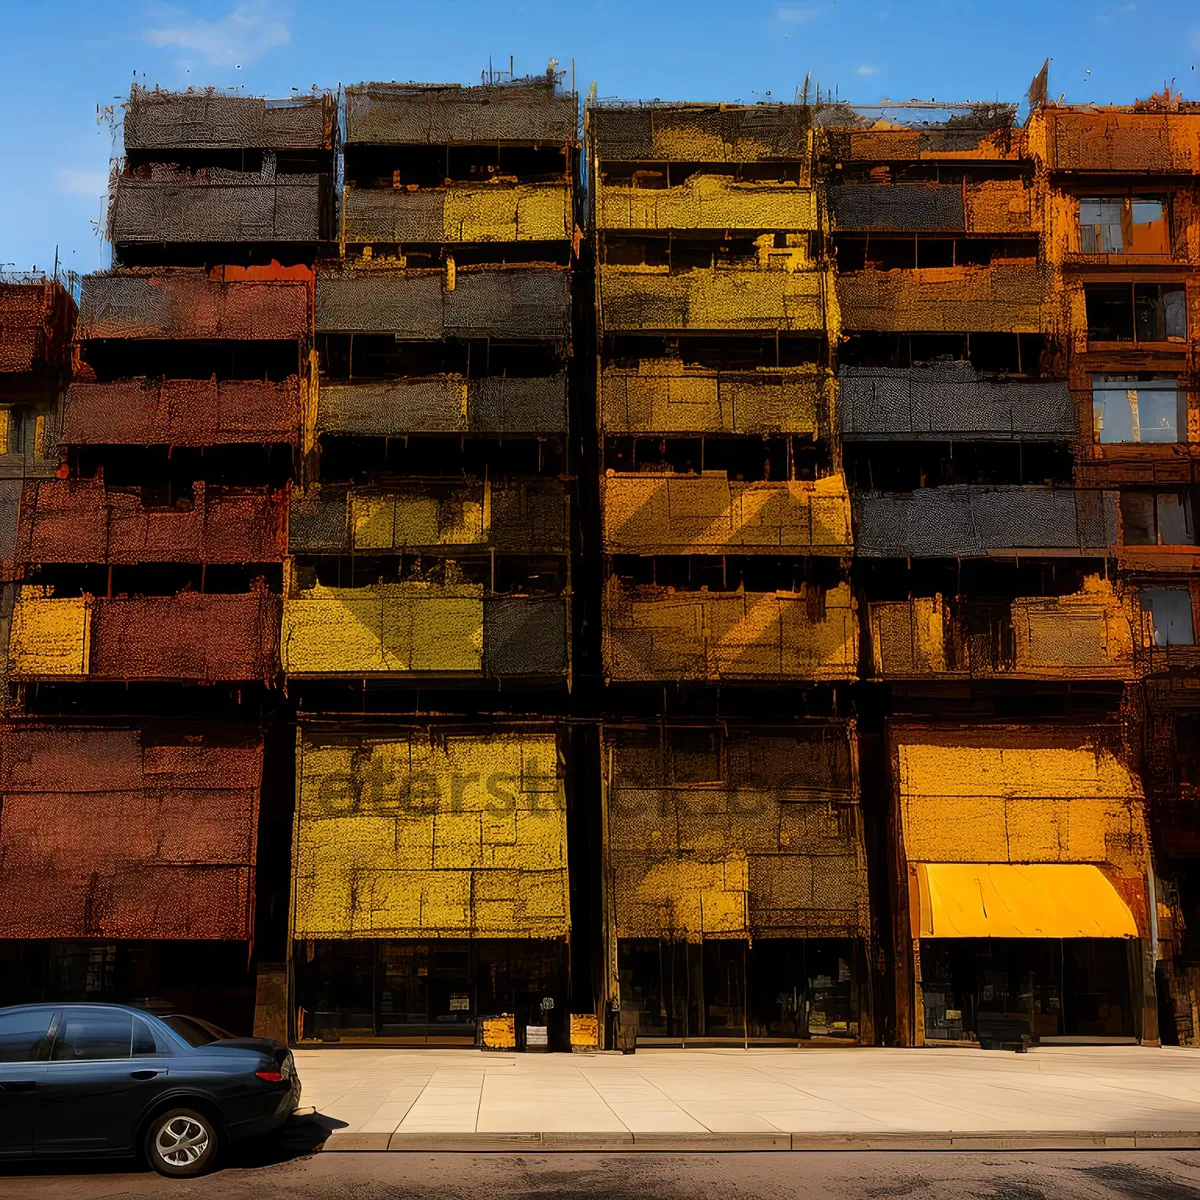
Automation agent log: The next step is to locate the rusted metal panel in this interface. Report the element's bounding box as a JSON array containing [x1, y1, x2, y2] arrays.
[[829, 184, 965, 231], [289, 479, 569, 555], [836, 263, 1048, 333], [839, 364, 1075, 440], [342, 183, 572, 244], [317, 374, 567, 436], [345, 80, 576, 145], [315, 266, 570, 342], [590, 104, 810, 162], [853, 486, 1119, 557], [0, 281, 75, 373], [78, 268, 310, 340], [62, 378, 302, 446], [601, 474, 852, 555], [482, 597, 568, 678], [123, 86, 335, 150], [603, 578, 858, 682], [600, 362, 829, 436], [821, 115, 1022, 163], [605, 724, 868, 940], [0, 722, 261, 939], [1040, 109, 1200, 173], [109, 165, 322, 244], [16, 479, 287, 564]]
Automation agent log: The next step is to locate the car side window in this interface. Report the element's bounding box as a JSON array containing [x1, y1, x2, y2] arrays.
[[0, 1010, 53, 1062], [133, 1017, 172, 1057], [50, 1010, 135, 1061]]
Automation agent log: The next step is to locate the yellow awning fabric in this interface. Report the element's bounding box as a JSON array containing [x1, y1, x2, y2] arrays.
[[913, 863, 1139, 940]]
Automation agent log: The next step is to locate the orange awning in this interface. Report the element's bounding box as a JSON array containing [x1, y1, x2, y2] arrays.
[[913, 863, 1140, 939]]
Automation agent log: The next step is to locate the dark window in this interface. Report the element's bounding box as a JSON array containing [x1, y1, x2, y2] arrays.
[[133, 1017, 171, 1057], [1120, 491, 1197, 546], [1086, 283, 1186, 343], [159, 1014, 232, 1047], [1085, 284, 1135, 341], [51, 1010, 134, 1061], [0, 1009, 53, 1062], [670, 729, 724, 784]]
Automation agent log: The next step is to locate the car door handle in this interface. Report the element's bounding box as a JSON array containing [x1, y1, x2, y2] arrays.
[[0, 1081, 36, 1092], [130, 1069, 168, 1080]]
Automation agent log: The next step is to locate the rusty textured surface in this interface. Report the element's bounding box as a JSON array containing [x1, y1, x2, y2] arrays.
[[0, 280, 75, 373], [123, 85, 335, 150], [317, 374, 567, 436], [1033, 108, 1200, 173], [315, 266, 570, 342], [603, 577, 857, 683], [78, 268, 311, 340], [63, 377, 302, 445], [0, 722, 261, 939], [292, 726, 569, 939], [590, 104, 810, 162], [8, 587, 280, 683], [15, 478, 287, 564], [839, 364, 1075, 440], [289, 479, 568, 555], [853, 486, 1119, 557], [109, 163, 322, 244], [602, 474, 852, 556], [345, 80, 576, 146], [605, 724, 868, 940]]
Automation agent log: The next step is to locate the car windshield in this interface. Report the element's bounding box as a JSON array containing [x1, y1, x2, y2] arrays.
[[159, 1014, 236, 1047]]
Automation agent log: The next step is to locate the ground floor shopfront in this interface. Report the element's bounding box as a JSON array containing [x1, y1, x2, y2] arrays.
[[292, 937, 570, 1049], [617, 936, 866, 1045]]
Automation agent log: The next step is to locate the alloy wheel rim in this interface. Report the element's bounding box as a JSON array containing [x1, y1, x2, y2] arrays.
[[156, 1116, 210, 1165]]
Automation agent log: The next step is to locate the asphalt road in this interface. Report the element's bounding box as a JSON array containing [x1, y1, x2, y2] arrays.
[[3, 1124, 1200, 1200]]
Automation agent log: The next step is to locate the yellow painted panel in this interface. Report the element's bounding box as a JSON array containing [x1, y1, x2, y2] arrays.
[[870, 598, 948, 676], [8, 592, 90, 677], [570, 1014, 599, 1047], [1011, 581, 1136, 676], [281, 583, 483, 675], [292, 731, 569, 939], [598, 174, 818, 231], [622, 855, 749, 940], [350, 488, 486, 550], [444, 183, 570, 242], [916, 863, 1138, 939], [481, 1014, 516, 1049]]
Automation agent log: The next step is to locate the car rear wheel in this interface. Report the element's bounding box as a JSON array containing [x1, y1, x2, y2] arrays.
[[144, 1107, 219, 1177]]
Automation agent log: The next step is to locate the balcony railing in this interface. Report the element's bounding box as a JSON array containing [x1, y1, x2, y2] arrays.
[[603, 578, 857, 682], [602, 473, 852, 555], [597, 175, 818, 231], [829, 180, 1032, 234]]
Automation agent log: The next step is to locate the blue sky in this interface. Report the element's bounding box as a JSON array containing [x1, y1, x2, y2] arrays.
[[4, 0, 1199, 274]]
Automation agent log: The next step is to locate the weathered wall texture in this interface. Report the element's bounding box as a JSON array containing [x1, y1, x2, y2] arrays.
[[0, 723, 261, 939], [0, 281, 74, 373], [603, 578, 857, 682], [605, 725, 867, 940], [1032, 109, 1200, 173], [853, 486, 1118, 557], [342, 184, 571, 244], [598, 175, 818, 231], [839, 364, 1075, 440], [590, 105, 811, 162], [292, 728, 569, 938], [63, 378, 302, 445], [289, 479, 568, 554], [600, 362, 830, 436], [16, 479, 287, 563], [602, 474, 852, 555], [317, 375, 567, 436], [8, 587, 280, 682]]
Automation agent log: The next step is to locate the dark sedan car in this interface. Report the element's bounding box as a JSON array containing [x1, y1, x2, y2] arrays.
[[0, 1002, 301, 1177]]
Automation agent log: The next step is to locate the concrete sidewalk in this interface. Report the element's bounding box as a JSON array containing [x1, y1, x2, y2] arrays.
[[298, 1045, 1200, 1152]]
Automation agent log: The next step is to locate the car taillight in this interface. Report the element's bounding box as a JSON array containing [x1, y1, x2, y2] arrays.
[[255, 1070, 285, 1083]]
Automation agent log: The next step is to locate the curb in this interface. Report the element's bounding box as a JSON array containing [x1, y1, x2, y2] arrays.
[[319, 1129, 1200, 1153]]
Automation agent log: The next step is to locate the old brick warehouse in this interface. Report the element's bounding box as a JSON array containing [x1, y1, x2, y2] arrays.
[[1, 73, 1198, 1054]]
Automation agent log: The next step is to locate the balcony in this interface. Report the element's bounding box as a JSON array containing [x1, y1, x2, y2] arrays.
[[600, 362, 830, 436], [317, 373, 567, 436], [839, 363, 1075, 440], [853, 486, 1118, 557], [280, 583, 567, 678], [599, 261, 826, 333], [869, 583, 1138, 680], [598, 175, 817, 231], [123, 87, 334, 150], [822, 123, 1025, 164], [78, 269, 310, 341], [836, 263, 1047, 333], [828, 180, 1033, 234], [289, 479, 568, 555], [590, 104, 810, 163], [315, 266, 570, 343], [345, 81, 576, 146], [108, 162, 324, 244], [8, 586, 281, 682], [342, 182, 572, 244], [62, 377, 302, 445], [16, 479, 287, 564], [603, 577, 857, 682], [601, 473, 852, 555], [1039, 110, 1200, 174]]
